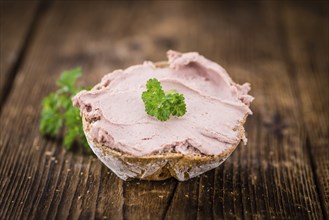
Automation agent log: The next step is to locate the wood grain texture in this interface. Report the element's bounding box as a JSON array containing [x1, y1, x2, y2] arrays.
[[282, 1, 329, 217], [0, 0, 39, 106], [0, 1, 328, 219]]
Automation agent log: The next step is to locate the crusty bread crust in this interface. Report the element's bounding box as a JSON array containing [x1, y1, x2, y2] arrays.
[[82, 62, 248, 181]]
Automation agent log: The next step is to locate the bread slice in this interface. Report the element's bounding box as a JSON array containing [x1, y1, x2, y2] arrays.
[[83, 116, 247, 181], [82, 62, 249, 181]]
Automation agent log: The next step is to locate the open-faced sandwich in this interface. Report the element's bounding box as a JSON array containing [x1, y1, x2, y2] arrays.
[[73, 50, 253, 181]]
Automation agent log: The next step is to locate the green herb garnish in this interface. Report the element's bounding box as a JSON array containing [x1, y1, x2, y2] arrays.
[[40, 67, 89, 151], [142, 78, 187, 121]]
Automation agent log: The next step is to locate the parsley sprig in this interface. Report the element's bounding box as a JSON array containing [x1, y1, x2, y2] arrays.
[[142, 78, 187, 121], [40, 68, 89, 151]]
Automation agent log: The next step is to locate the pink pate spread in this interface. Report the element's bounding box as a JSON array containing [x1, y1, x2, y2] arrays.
[[73, 51, 254, 156]]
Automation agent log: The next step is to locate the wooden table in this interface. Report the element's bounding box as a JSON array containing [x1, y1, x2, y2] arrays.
[[0, 1, 328, 219]]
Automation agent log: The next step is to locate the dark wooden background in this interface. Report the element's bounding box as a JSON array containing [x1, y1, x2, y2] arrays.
[[0, 0, 328, 219]]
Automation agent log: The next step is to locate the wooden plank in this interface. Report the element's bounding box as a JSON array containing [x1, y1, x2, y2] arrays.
[[281, 1, 329, 217], [0, 1, 326, 219], [164, 1, 324, 219], [0, 0, 39, 105], [0, 1, 182, 219], [0, 2, 131, 219]]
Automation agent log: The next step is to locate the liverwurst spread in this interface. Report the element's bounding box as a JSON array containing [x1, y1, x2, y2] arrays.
[[73, 51, 254, 156]]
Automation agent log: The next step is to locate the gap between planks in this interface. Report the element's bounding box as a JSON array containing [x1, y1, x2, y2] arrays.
[[0, 0, 51, 112]]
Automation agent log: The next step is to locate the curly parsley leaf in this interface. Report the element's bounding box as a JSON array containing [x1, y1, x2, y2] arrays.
[[63, 106, 88, 150], [142, 78, 187, 121], [40, 68, 90, 152], [56, 67, 82, 92], [40, 93, 63, 136], [168, 93, 187, 117]]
